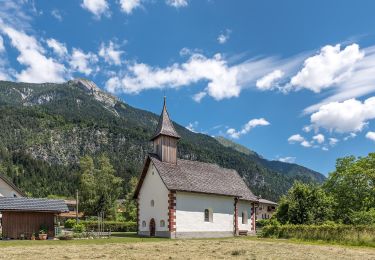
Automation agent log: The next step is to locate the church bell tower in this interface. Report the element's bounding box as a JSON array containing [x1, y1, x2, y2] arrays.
[[150, 97, 180, 164]]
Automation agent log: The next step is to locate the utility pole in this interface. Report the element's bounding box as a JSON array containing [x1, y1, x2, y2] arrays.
[[76, 189, 79, 223]]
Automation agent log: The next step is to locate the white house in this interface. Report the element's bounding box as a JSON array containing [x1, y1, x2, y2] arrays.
[[0, 174, 24, 198], [256, 198, 277, 220], [134, 98, 258, 238]]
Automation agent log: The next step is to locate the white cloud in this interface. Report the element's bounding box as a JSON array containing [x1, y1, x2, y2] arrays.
[[70, 48, 98, 75], [192, 91, 206, 103], [46, 38, 67, 57], [301, 140, 312, 147], [288, 134, 305, 143], [344, 132, 357, 141], [291, 44, 364, 93], [166, 0, 188, 8], [278, 156, 296, 163], [0, 35, 4, 52], [186, 121, 198, 132], [217, 29, 231, 44], [119, 0, 141, 14], [0, 25, 67, 83], [227, 118, 270, 139], [256, 69, 284, 90], [302, 125, 312, 133], [106, 53, 242, 100], [99, 41, 123, 65], [366, 131, 375, 142], [51, 9, 62, 21], [310, 97, 375, 133], [288, 134, 312, 148], [81, 0, 109, 18], [312, 134, 325, 144], [329, 138, 339, 146], [105, 51, 297, 100]]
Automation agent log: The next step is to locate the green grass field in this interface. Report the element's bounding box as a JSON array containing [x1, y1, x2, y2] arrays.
[[0, 233, 375, 259]]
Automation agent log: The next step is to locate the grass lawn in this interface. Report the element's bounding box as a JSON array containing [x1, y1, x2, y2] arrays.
[[0, 234, 374, 259]]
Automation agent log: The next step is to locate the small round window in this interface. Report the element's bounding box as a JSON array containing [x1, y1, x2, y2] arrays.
[[151, 200, 155, 207]]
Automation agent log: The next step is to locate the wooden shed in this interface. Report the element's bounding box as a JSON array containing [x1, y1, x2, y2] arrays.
[[0, 197, 68, 239]]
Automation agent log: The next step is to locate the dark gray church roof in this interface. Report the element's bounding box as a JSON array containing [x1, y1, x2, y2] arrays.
[[0, 174, 26, 197], [0, 197, 69, 212], [135, 154, 257, 201], [150, 97, 180, 141]]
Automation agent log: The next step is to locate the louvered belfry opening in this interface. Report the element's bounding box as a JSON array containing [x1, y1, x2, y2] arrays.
[[151, 97, 180, 164]]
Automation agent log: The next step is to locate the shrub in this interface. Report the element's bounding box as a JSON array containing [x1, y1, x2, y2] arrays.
[[349, 209, 375, 225], [64, 219, 76, 229], [72, 223, 86, 233], [80, 220, 137, 232], [57, 233, 73, 240], [260, 224, 375, 246]]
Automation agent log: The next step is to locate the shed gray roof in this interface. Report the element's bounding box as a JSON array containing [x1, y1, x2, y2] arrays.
[[135, 154, 257, 201], [0, 197, 69, 212], [150, 97, 180, 140]]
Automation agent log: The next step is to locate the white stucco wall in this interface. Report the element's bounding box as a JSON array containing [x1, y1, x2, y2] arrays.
[[0, 178, 22, 197], [238, 200, 253, 231], [138, 163, 169, 233], [175, 192, 235, 232]]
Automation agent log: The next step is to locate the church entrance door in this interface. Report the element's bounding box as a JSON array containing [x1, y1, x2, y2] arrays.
[[149, 218, 156, 237]]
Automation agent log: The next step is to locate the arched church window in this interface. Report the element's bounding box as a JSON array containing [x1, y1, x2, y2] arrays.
[[160, 220, 165, 227], [204, 209, 213, 222], [142, 221, 146, 227], [151, 200, 155, 207], [242, 211, 248, 224]]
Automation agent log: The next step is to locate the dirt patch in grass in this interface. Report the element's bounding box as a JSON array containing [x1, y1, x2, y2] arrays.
[[0, 237, 374, 259]]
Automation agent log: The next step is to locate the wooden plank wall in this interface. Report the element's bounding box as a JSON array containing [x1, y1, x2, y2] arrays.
[[162, 136, 177, 163], [2, 211, 55, 239]]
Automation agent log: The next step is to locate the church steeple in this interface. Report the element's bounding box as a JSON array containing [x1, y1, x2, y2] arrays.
[[151, 97, 180, 163]]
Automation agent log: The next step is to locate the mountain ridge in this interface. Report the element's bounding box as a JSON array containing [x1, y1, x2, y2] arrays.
[[0, 79, 325, 200]]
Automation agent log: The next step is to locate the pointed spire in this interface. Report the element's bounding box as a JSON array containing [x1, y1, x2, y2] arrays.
[[150, 97, 180, 141]]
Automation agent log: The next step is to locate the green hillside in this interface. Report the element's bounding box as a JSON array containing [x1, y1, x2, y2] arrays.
[[0, 79, 325, 201]]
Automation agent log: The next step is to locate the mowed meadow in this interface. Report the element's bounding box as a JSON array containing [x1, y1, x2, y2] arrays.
[[0, 237, 374, 260]]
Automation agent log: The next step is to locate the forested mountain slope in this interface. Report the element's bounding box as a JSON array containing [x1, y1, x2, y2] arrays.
[[0, 79, 325, 200]]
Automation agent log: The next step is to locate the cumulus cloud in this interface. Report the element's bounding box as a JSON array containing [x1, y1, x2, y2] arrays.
[[291, 44, 364, 93], [312, 134, 325, 144], [166, 0, 188, 8], [186, 121, 198, 132], [99, 41, 123, 65], [119, 0, 142, 14], [344, 132, 357, 141], [227, 118, 270, 139], [0, 25, 67, 83], [278, 156, 296, 163], [81, 0, 110, 18], [256, 69, 284, 90], [217, 29, 231, 44], [310, 97, 375, 133], [105, 53, 242, 100], [288, 134, 312, 148], [46, 38, 67, 57], [366, 132, 375, 142], [69, 48, 98, 75], [192, 91, 206, 103], [51, 9, 63, 21], [104, 51, 299, 101], [329, 138, 339, 146]]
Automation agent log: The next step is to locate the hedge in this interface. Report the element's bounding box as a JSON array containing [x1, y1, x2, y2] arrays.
[[80, 221, 137, 232], [261, 224, 375, 245]]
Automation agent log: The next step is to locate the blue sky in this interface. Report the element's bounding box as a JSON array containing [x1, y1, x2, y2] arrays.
[[0, 0, 375, 175]]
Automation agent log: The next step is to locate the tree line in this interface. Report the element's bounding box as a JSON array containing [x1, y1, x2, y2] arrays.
[[274, 153, 375, 225]]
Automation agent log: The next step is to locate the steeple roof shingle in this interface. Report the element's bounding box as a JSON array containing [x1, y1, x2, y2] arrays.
[[150, 97, 180, 140]]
